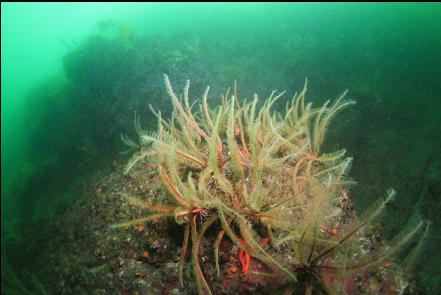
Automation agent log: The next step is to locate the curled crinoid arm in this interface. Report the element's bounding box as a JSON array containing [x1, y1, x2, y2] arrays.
[[110, 213, 175, 229], [178, 222, 191, 288], [120, 193, 174, 213], [214, 229, 226, 277], [191, 215, 216, 295]]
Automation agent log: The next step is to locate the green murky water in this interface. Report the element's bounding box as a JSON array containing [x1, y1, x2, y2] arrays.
[[2, 3, 440, 294]]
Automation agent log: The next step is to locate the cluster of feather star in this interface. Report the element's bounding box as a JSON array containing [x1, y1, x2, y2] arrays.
[[115, 75, 428, 294]]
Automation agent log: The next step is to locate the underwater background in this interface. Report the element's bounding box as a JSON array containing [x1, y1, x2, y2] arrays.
[[2, 2, 440, 294]]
